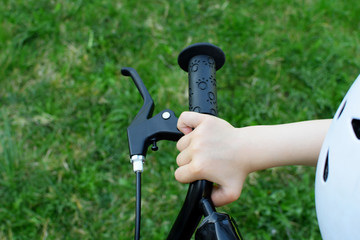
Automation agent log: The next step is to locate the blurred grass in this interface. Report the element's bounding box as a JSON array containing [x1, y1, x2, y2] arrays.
[[1, 0, 359, 239]]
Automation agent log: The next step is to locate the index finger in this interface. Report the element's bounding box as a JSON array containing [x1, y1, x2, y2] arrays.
[[177, 111, 207, 134]]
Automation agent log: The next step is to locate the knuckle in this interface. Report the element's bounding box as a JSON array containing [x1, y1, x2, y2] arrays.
[[190, 158, 205, 176], [203, 115, 216, 125], [190, 142, 201, 154], [178, 111, 187, 120], [191, 133, 205, 150]]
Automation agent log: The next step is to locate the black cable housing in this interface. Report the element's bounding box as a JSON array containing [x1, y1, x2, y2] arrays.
[[135, 171, 141, 240]]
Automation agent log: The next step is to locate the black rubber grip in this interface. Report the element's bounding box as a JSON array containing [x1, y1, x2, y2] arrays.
[[178, 42, 225, 116], [188, 54, 218, 116]]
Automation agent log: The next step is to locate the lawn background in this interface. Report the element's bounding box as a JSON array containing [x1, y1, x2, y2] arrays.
[[1, 0, 360, 239]]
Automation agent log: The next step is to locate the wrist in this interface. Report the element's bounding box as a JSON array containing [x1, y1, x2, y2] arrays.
[[234, 125, 283, 174], [232, 126, 259, 175]]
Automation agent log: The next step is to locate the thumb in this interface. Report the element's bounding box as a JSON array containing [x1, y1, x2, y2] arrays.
[[177, 111, 207, 134]]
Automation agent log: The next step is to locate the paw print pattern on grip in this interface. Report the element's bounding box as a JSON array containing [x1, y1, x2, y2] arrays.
[[196, 78, 208, 90], [188, 55, 218, 115], [189, 59, 200, 72], [202, 56, 215, 69]]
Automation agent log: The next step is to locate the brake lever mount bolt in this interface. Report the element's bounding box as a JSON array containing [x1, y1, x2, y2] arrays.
[[162, 111, 171, 120]]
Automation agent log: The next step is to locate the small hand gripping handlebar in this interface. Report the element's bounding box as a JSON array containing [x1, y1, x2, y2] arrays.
[[123, 43, 242, 240], [167, 43, 242, 240]]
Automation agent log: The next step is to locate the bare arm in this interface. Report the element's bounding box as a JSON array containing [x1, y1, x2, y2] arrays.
[[244, 119, 331, 171], [175, 111, 331, 206]]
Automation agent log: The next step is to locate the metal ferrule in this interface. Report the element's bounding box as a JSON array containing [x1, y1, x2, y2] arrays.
[[130, 155, 145, 172]]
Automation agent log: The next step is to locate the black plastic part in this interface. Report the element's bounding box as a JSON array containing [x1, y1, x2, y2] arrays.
[[178, 43, 225, 72], [126, 109, 183, 156], [201, 198, 216, 217], [121, 67, 154, 121], [151, 139, 159, 151], [195, 199, 243, 240], [122, 67, 183, 157], [124, 67, 184, 239], [167, 43, 225, 240]]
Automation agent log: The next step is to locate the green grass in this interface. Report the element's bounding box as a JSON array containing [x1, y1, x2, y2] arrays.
[[1, 0, 360, 239]]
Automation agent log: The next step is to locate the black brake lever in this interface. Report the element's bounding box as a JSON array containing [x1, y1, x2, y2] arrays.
[[121, 67, 183, 157], [122, 67, 183, 240]]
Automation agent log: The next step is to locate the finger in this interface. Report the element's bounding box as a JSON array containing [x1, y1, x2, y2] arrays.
[[177, 111, 206, 134], [176, 147, 192, 166], [176, 133, 191, 152], [174, 163, 203, 184], [211, 185, 241, 207]]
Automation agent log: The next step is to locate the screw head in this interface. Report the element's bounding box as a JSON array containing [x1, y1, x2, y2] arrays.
[[162, 111, 171, 120]]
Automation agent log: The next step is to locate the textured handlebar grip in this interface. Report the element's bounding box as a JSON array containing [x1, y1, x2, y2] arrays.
[[188, 54, 218, 115], [178, 43, 225, 116]]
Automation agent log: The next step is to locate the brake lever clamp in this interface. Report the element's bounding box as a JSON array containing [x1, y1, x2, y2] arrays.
[[121, 67, 183, 159]]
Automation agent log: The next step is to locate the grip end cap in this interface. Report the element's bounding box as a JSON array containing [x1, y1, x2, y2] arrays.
[[178, 43, 225, 72]]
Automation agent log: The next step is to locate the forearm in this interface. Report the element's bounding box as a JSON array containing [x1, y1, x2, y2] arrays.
[[240, 119, 332, 173], [175, 112, 332, 206]]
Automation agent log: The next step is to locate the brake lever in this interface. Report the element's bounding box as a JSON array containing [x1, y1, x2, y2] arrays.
[[121, 67, 183, 158]]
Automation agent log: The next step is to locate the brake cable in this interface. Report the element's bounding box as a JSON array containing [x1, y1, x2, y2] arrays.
[[131, 155, 144, 240]]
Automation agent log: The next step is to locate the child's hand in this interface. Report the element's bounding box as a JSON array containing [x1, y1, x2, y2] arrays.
[[175, 111, 251, 206], [175, 112, 331, 207]]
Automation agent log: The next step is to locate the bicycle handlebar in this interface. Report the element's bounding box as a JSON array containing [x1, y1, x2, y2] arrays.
[[166, 43, 226, 240], [123, 43, 242, 240]]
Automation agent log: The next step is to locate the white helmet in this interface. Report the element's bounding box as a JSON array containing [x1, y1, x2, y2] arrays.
[[315, 74, 360, 239]]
